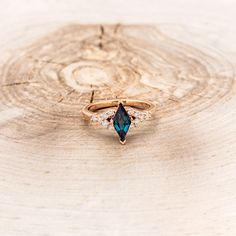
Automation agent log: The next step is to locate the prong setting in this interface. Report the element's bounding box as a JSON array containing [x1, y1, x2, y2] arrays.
[[119, 139, 126, 145]]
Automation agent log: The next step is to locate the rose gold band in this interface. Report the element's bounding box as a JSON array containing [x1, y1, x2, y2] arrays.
[[82, 99, 156, 120]]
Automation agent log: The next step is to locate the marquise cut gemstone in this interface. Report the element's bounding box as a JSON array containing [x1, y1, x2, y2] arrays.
[[113, 103, 131, 142]]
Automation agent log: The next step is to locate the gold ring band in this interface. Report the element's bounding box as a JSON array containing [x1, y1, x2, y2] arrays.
[[82, 99, 156, 119]]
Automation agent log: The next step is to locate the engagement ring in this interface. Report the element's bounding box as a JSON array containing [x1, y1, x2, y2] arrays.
[[82, 99, 156, 144]]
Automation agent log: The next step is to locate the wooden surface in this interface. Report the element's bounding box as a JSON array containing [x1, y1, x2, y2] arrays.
[[0, 1, 236, 236]]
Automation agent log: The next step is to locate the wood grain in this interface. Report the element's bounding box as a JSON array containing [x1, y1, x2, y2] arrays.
[[0, 23, 236, 236]]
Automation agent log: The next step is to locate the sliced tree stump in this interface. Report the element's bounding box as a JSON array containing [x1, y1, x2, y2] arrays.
[[0, 24, 236, 236]]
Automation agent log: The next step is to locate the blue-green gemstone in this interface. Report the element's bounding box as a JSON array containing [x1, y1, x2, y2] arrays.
[[113, 103, 131, 142]]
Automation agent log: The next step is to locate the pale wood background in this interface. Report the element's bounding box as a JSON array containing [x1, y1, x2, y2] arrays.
[[0, 1, 236, 236]]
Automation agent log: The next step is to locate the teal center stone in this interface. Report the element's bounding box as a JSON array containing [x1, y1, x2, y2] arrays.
[[113, 103, 131, 142]]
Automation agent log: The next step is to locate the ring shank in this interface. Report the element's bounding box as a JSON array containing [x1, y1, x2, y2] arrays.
[[82, 99, 156, 119]]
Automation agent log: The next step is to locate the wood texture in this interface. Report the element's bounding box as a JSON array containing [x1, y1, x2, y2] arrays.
[[0, 1, 236, 236]]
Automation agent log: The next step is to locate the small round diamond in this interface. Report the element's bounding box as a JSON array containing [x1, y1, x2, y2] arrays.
[[106, 110, 115, 116], [99, 110, 115, 120], [133, 118, 140, 124], [101, 120, 109, 128], [91, 116, 99, 122]]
